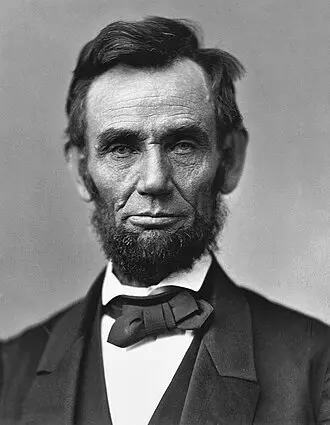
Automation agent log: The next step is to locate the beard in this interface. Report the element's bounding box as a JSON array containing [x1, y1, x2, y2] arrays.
[[81, 160, 228, 285], [90, 193, 228, 286]]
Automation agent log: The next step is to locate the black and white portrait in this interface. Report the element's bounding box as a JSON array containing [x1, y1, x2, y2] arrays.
[[1, 1, 330, 424]]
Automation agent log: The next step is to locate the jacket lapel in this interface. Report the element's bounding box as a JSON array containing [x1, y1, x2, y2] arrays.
[[180, 260, 260, 425], [20, 261, 259, 424], [21, 270, 105, 425]]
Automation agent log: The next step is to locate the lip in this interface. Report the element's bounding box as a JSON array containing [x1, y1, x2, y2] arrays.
[[127, 213, 183, 229]]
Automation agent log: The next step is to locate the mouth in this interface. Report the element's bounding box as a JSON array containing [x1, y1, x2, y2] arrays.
[[126, 212, 184, 229]]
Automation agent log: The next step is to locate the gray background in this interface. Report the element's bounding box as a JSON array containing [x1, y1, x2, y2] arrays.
[[1, 0, 330, 338]]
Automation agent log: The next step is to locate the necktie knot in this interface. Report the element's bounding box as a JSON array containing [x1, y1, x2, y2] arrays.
[[105, 289, 213, 348]]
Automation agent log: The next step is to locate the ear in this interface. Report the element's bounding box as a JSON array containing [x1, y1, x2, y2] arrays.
[[66, 146, 92, 202], [218, 128, 248, 194]]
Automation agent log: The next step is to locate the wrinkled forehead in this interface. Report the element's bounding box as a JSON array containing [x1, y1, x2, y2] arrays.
[[85, 59, 216, 136]]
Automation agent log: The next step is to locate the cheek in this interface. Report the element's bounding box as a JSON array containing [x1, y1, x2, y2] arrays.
[[175, 163, 219, 214], [87, 161, 123, 208], [195, 181, 216, 217]]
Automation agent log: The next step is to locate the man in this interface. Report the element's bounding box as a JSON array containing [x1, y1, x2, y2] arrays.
[[1, 16, 330, 425]]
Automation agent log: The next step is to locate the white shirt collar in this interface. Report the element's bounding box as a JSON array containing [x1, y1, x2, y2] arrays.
[[102, 251, 212, 306]]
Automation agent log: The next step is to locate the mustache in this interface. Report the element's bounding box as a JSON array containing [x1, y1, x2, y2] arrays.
[[90, 193, 228, 285]]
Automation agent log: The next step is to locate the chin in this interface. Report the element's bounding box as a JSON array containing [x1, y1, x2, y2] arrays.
[[90, 191, 228, 283]]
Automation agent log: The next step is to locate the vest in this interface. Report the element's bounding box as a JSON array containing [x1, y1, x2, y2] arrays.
[[74, 299, 201, 425]]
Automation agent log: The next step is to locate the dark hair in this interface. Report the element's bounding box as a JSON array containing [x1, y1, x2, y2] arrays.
[[64, 16, 247, 156]]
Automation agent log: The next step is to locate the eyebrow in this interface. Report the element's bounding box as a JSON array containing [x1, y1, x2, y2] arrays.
[[96, 128, 145, 149], [95, 123, 210, 153], [163, 123, 210, 144]]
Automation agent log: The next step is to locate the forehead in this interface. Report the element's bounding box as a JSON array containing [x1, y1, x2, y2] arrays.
[[86, 58, 216, 138]]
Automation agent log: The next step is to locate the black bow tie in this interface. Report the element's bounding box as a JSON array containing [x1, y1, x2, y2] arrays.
[[104, 289, 213, 348]]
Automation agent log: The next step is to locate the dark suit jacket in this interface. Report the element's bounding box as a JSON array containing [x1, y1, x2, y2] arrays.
[[1, 259, 330, 424]]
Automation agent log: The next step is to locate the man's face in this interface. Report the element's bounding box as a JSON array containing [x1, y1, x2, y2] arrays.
[[82, 59, 226, 284]]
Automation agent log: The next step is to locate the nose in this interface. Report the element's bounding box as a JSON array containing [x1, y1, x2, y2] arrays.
[[136, 146, 173, 196]]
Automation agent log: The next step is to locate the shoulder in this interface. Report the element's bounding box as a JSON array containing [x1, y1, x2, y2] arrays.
[[0, 299, 85, 412], [2, 299, 82, 346], [211, 260, 330, 342], [239, 284, 330, 355], [236, 284, 330, 418], [241, 284, 329, 327], [0, 299, 85, 416], [0, 299, 84, 375]]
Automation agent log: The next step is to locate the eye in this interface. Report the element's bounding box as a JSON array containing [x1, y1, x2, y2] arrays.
[[171, 141, 196, 155], [109, 144, 137, 158]]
